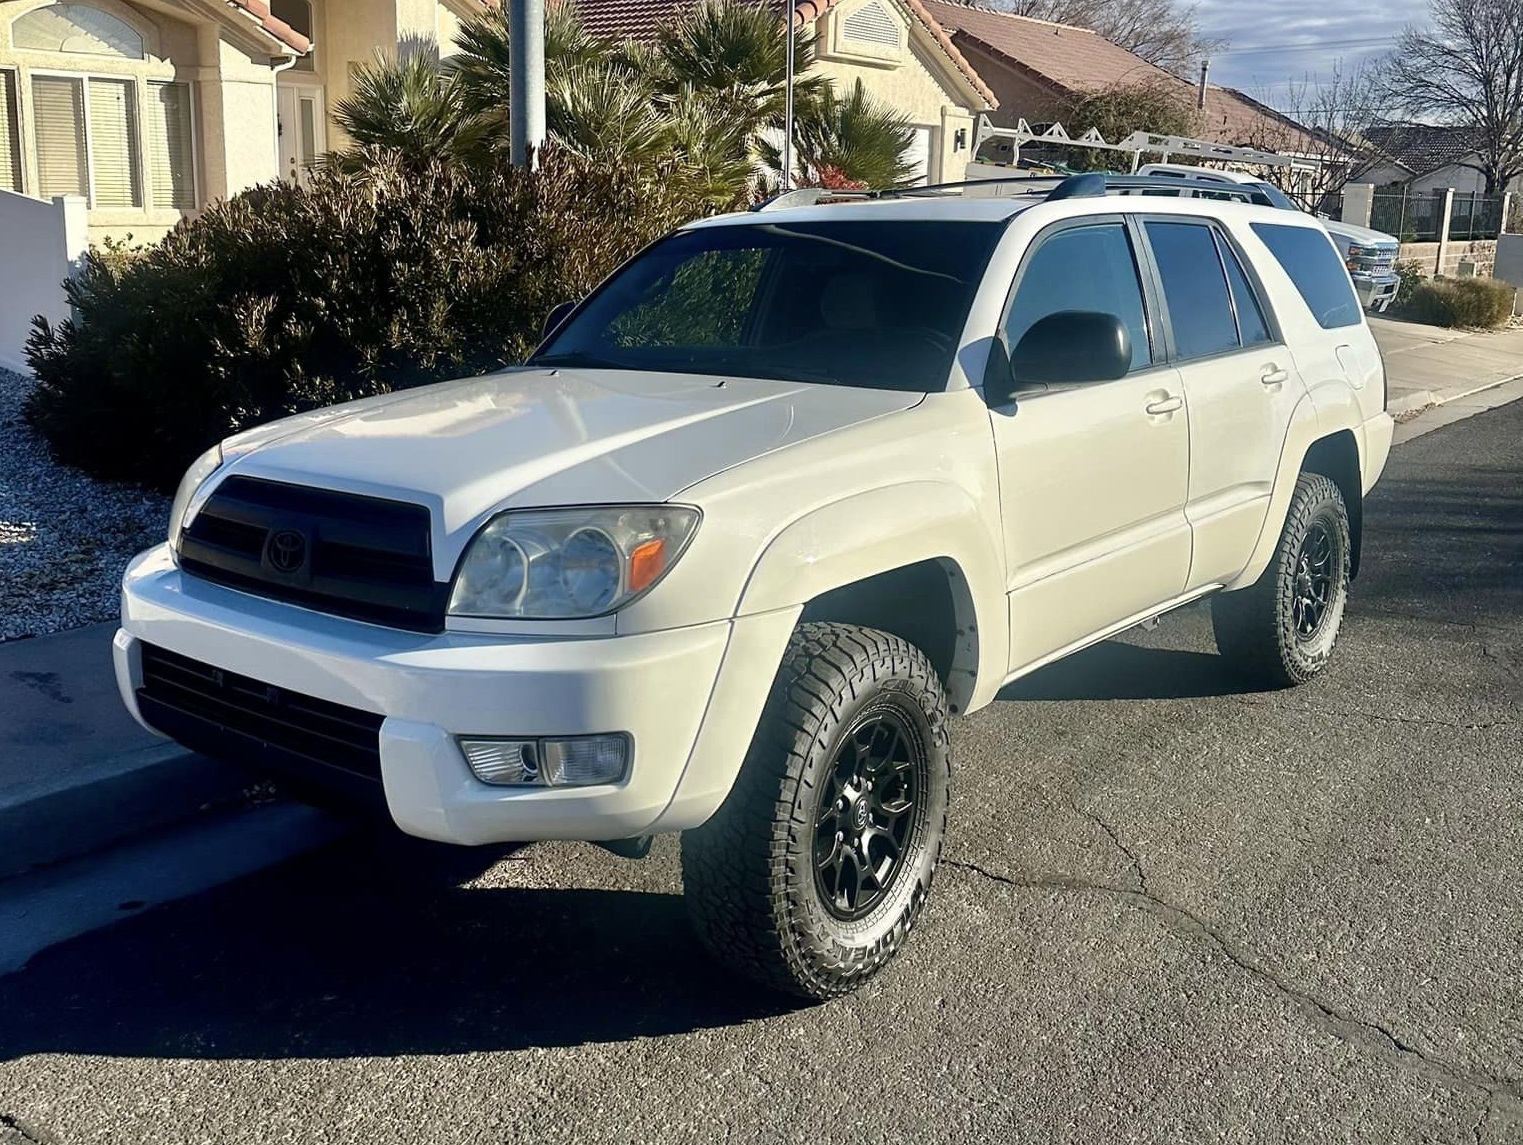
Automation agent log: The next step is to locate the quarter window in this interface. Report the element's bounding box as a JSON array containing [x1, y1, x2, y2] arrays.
[[1251, 221, 1362, 329], [1004, 223, 1152, 371], [1144, 220, 1239, 360]]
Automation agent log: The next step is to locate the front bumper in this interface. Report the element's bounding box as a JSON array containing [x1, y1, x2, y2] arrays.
[[1354, 274, 1400, 312], [116, 545, 794, 844]]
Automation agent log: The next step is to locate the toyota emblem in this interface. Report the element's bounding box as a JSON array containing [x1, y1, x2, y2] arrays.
[[266, 529, 307, 574]]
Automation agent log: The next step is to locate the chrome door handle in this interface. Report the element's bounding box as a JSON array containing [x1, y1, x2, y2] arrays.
[[1145, 395, 1183, 415], [1261, 366, 1290, 386]]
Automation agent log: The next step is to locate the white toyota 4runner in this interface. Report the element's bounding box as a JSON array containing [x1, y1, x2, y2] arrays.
[[115, 173, 1394, 999]]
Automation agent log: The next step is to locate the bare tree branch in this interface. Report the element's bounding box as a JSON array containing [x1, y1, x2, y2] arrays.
[[1377, 0, 1523, 192], [992, 0, 1222, 77]]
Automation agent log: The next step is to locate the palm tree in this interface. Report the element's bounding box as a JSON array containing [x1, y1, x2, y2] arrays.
[[328, 39, 492, 174], [762, 79, 917, 189], [655, 0, 828, 140]]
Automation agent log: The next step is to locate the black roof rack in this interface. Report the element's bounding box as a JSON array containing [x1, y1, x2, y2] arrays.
[[751, 172, 1268, 211]]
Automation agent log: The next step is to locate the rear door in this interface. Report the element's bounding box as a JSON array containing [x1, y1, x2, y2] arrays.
[[1138, 216, 1307, 590]]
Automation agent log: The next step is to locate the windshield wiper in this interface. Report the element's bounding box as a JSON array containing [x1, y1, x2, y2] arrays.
[[532, 350, 629, 370]]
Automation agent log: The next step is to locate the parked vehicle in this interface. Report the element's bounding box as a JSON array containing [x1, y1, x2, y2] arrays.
[[1137, 164, 1402, 312], [116, 173, 1394, 999]]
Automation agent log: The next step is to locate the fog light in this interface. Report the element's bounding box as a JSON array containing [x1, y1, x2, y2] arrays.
[[539, 736, 629, 786], [459, 738, 538, 785], [458, 734, 629, 787]]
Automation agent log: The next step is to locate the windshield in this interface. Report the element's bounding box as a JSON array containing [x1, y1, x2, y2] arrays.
[[1249, 182, 1299, 211], [532, 219, 1005, 391]]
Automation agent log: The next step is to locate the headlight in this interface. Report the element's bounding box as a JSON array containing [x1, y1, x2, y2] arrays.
[[167, 444, 224, 546], [448, 506, 700, 619]]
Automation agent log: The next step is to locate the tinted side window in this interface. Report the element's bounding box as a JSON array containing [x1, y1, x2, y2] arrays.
[[1005, 223, 1151, 371], [1215, 232, 1273, 346], [1251, 221, 1362, 329], [1145, 220, 1240, 360]]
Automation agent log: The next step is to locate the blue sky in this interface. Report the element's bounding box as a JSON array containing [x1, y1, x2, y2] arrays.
[[1196, 0, 1428, 103]]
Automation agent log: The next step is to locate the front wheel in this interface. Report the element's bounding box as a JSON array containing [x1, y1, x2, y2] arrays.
[[681, 623, 951, 999], [1213, 472, 1352, 688]]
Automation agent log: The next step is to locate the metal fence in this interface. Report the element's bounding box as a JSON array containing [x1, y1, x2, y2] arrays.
[[1370, 187, 1510, 241]]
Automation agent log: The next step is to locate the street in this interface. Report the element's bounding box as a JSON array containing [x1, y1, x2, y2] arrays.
[[1, 400, 1519, 1145]]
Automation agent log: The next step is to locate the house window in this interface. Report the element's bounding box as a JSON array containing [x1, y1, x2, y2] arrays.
[[842, 2, 899, 48], [270, 0, 314, 71], [31, 73, 143, 207], [12, 4, 145, 59], [146, 81, 193, 208], [0, 70, 20, 192]]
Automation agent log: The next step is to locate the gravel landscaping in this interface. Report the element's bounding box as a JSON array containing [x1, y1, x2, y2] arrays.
[[1, 367, 168, 642]]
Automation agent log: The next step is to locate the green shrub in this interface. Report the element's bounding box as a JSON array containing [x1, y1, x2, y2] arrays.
[[1393, 259, 1427, 308], [1401, 275, 1517, 330], [25, 149, 711, 489]]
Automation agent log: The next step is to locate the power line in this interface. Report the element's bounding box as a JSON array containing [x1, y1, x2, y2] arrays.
[[1212, 36, 1400, 57]]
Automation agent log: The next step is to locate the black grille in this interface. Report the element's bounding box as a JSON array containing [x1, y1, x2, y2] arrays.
[[136, 644, 385, 802], [178, 475, 446, 632]]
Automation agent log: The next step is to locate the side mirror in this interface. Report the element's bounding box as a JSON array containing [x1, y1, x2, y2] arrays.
[[542, 300, 577, 341], [1009, 311, 1131, 388]]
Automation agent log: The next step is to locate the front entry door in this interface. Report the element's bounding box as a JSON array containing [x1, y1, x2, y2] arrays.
[[989, 219, 1192, 673], [276, 86, 324, 186]]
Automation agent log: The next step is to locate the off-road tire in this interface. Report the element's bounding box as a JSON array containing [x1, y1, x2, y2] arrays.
[[1212, 472, 1352, 688], [681, 623, 951, 1000]]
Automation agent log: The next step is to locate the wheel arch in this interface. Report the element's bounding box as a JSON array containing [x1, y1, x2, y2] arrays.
[[1228, 396, 1364, 590], [1300, 429, 1363, 578], [735, 481, 1008, 715]]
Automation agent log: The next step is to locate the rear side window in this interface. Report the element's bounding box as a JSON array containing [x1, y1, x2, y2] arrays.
[[1214, 232, 1273, 346], [1144, 220, 1239, 360], [1004, 223, 1152, 371], [1250, 222, 1362, 329]]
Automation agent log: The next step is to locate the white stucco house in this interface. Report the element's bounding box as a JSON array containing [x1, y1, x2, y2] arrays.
[[0, 0, 478, 246]]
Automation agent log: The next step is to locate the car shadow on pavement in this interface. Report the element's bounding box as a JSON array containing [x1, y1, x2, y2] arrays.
[[998, 639, 1259, 702], [0, 833, 797, 1062]]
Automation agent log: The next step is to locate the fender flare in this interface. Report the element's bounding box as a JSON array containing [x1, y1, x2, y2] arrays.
[[1228, 389, 1363, 590]]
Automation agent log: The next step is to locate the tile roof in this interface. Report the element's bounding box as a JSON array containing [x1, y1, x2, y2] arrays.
[[225, 0, 313, 53], [922, 0, 1167, 94], [1361, 123, 1486, 177], [574, 0, 996, 106], [922, 1, 1303, 149]]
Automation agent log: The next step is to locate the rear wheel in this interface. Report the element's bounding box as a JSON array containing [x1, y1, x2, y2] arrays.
[[681, 623, 951, 999], [1213, 472, 1352, 688]]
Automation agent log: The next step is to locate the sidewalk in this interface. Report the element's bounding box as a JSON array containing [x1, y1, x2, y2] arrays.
[[1370, 315, 1523, 417]]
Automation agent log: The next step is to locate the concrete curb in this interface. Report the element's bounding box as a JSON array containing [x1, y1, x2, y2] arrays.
[[1386, 389, 1437, 418], [0, 743, 249, 881], [0, 800, 348, 976]]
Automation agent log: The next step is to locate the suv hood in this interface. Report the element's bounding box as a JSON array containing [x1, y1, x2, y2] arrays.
[[1322, 218, 1399, 247], [222, 367, 920, 535]]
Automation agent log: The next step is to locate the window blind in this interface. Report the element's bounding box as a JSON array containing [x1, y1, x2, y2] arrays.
[[0, 72, 20, 193], [88, 77, 140, 207], [147, 81, 194, 209], [31, 75, 88, 198]]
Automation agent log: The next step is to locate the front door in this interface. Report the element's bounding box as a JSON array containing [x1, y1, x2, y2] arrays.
[[989, 218, 1192, 673], [1137, 217, 1306, 589], [276, 85, 324, 186]]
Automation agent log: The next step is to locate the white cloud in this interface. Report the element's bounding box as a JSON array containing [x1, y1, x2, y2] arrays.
[[1195, 0, 1427, 102]]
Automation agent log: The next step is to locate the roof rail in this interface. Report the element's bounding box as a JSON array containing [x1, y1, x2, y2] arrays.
[[1046, 173, 1267, 202], [752, 187, 872, 211], [749, 173, 1269, 210]]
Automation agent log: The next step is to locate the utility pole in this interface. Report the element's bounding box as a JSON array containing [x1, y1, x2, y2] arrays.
[[782, 4, 795, 190], [509, 0, 546, 169]]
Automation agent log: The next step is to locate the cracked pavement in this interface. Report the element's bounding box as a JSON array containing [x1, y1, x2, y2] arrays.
[[1, 400, 1520, 1144]]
